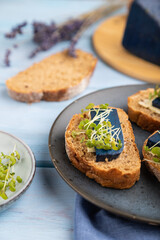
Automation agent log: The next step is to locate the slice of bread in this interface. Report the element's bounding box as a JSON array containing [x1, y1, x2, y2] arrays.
[[6, 49, 97, 103], [65, 107, 141, 189], [142, 131, 160, 181], [128, 88, 160, 132]]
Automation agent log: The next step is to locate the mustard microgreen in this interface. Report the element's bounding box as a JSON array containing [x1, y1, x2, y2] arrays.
[[72, 103, 122, 151], [149, 85, 160, 100], [85, 103, 95, 110], [153, 157, 160, 163], [145, 135, 160, 163], [0, 149, 22, 200]]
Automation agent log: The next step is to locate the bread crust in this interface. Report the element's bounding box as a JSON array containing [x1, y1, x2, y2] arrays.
[[142, 131, 160, 181], [65, 108, 141, 189], [7, 73, 92, 103], [128, 88, 160, 132], [6, 49, 97, 103]]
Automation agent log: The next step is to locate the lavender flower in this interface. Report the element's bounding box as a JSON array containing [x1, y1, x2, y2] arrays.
[[29, 19, 84, 58], [3, 1, 126, 64], [5, 21, 27, 38], [4, 49, 11, 66]]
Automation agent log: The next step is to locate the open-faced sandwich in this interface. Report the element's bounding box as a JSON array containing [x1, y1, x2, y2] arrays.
[[65, 103, 141, 189], [143, 130, 160, 181], [128, 86, 160, 132]]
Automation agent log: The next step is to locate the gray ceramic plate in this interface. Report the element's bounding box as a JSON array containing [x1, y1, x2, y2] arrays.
[[49, 83, 160, 225], [0, 131, 36, 212]]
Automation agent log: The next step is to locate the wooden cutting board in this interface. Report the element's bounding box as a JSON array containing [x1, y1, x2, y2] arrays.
[[93, 15, 160, 83]]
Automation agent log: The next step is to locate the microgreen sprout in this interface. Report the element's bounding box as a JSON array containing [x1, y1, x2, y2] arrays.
[[72, 103, 122, 151], [0, 148, 22, 200], [144, 132, 160, 164], [149, 85, 160, 100]]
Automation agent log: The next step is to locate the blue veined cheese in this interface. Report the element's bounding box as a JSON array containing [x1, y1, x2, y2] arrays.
[[147, 131, 160, 148], [122, 0, 160, 66], [152, 98, 160, 109], [90, 108, 124, 162]]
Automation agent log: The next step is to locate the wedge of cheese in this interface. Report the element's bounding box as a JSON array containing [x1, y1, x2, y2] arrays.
[[122, 0, 160, 66]]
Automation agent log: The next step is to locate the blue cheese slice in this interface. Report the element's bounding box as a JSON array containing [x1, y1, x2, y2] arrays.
[[90, 108, 124, 162], [147, 131, 160, 148], [152, 97, 160, 109]]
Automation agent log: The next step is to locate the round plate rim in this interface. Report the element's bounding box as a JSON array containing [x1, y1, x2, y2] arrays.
[[48, 83, 160, 226], [0, 130, 36, 208]]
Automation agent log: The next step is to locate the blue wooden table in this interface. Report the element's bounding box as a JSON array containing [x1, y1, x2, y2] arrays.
[[0, 1, 144, 239]]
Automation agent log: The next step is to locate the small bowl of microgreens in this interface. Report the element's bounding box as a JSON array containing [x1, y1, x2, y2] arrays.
[[0, 131, 35, 212]]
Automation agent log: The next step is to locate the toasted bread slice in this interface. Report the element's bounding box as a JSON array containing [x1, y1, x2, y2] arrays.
[[128, 88, 160, 132], [65, 107, 141, 189], [142, 131, 160, 181], [6, 49, 97, 103]]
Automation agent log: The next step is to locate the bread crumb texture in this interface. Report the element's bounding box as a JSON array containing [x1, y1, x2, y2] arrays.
[[128, 88, 160, 132], [6, 49, 97, 103], [65, 108, 141, 189]]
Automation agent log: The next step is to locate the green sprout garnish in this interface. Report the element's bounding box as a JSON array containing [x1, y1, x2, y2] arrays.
[[149, 85, 160, 100], [72, 103, 122, 151], [144, 134, 160, 164], [85, 103, 95, 110], [0, 149, 22, 200]]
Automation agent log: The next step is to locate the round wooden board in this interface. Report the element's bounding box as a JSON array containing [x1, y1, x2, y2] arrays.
[[93, 15, 160, 83]]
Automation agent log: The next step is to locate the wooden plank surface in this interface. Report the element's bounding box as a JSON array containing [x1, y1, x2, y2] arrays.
[[0, 168, 75, 240]]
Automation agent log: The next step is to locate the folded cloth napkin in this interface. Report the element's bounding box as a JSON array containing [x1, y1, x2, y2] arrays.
[[74, 194, 160, 240]]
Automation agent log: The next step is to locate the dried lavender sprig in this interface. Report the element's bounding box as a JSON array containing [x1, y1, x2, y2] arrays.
[[5, 21, 27, 38], [4, 49, 11, 67], [33, 21, 57, 43], [68, 16, 93, 57], [4, 0, 127, 62], [29, 19, 84, 58], [77, 0, 128, 21], [30, 0, 127, 58], [13, 44, 18, 48], [68, 0, 127, 57]]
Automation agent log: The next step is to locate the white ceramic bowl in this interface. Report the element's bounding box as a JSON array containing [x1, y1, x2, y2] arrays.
[[0, 131, 36, 212]]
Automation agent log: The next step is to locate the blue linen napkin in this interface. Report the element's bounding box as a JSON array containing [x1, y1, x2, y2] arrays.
[[74, 194, 160, 240]]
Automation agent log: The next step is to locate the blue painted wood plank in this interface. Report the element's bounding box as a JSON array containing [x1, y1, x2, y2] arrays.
[[0, 168, 75, 240]]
